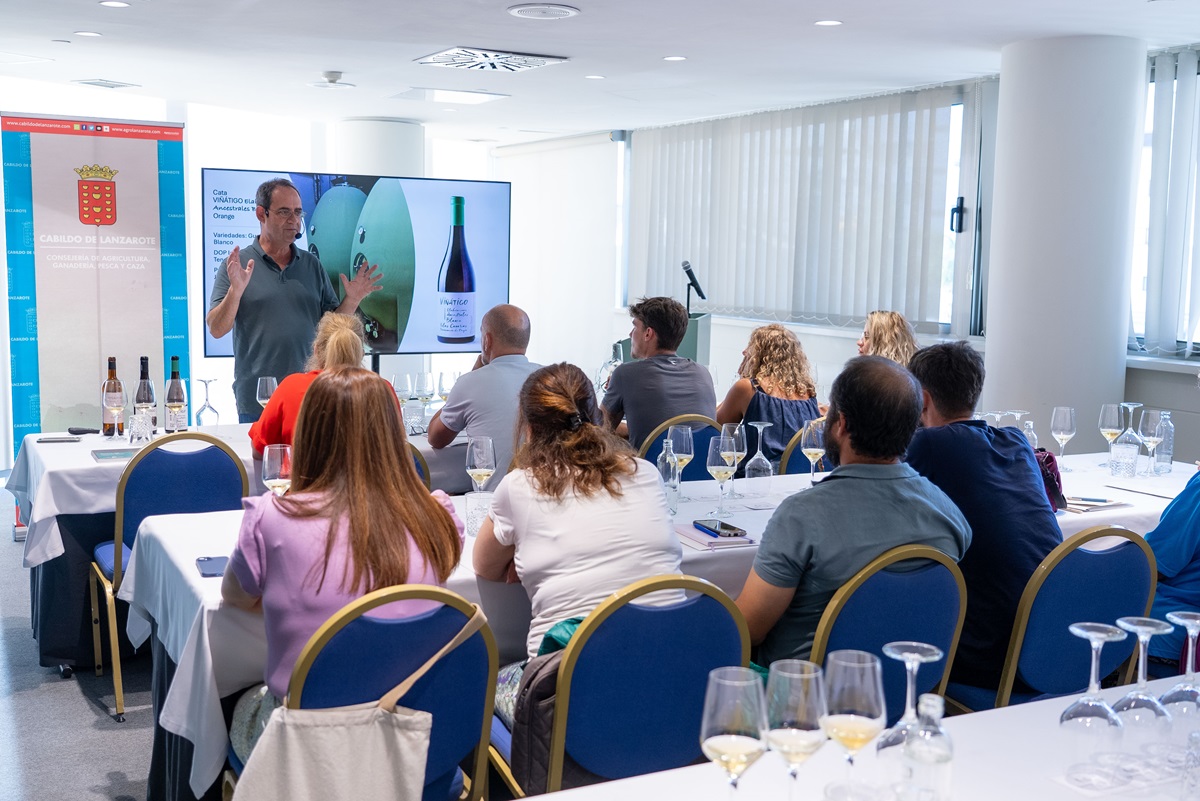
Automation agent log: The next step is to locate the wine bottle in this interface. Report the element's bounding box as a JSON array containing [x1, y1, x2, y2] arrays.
[[135, 356, 158, 433], [164, 355, 188, 433], [436, 195, 476, 344], [101, 356, 122, 437]]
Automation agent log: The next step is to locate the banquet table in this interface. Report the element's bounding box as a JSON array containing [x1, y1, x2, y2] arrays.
[[5, 425, 466, 668], [1054, 453, 1194, 539], [546, 675, 1197, 801]]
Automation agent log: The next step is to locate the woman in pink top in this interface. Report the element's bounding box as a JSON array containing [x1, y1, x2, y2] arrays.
[[223, 366, 465, 762]]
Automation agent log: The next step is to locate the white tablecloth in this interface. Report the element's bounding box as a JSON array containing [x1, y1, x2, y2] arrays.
[[6, 426, 470, 567], [1055, 453, 1192, 538]]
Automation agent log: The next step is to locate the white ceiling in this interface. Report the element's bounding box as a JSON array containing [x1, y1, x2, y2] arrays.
[[2, 0, 1199, 143]]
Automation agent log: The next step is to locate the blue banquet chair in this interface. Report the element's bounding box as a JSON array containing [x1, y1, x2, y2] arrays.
[[637, 414, 721, 482]]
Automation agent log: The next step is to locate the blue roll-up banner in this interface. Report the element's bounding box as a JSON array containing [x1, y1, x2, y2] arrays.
[[1, 114, 187, 456]]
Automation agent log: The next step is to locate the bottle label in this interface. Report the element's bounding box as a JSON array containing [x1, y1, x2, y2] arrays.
[[437, 292, 475, 338]]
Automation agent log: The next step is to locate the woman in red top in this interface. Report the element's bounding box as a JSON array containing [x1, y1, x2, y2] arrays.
[[249, 312, 365, 456]]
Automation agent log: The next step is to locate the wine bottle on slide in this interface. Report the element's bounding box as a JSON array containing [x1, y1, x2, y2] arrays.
[[436, 195, 476, 344], [164, 356, 188, 433], [101, 356, 120, 437], [135, 356, 158, 433]]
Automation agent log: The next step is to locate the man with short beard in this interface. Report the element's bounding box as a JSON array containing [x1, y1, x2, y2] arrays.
[[735, 356, 972, 665]]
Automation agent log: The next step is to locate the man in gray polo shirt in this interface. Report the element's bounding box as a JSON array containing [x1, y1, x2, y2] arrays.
[[428, 304, 540, 491], [207, 178, 381, 422], [601, 296, 716, 450], [735, 356, 972, 665]]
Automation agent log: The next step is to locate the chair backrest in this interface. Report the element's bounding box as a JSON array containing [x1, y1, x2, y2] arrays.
[[778, 418, 826, 476], [810, 545, 966, 727], [637, 414, 721, 482], [548, 575, 750, 792], [408, 442, 432, 490], [995, 525, 1155, 707], [113, 432, 248, 586], [288, 585, 498, 801]]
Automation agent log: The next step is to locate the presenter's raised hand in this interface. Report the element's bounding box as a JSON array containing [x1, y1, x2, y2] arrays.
[[341, 261, 383, 304], [224, 246, 254, 294]]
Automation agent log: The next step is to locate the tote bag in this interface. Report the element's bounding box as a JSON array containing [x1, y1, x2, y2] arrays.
[[233, 606, 486, 801]]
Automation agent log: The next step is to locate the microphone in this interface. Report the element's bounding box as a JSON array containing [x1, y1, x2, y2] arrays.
[[682, 260, 706, 300]]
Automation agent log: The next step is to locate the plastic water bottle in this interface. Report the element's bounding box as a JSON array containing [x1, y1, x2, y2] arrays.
[[899, 694, 953, 801], [656, 438, 679, 515], [1023, 420, 1038, 450], [1155, 411, 1174, 474]]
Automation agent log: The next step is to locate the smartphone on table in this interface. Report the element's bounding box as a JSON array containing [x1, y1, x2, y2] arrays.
[[693, 519, 748, 538]]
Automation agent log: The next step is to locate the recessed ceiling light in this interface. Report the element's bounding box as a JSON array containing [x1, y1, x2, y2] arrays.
[[814, 19, 843, 26], [74, 31, 103, 37], [663, 56, 687, 62], [507, 4, 580, 19], [585, 74, 605, 80], [99, 1, 131, 7]]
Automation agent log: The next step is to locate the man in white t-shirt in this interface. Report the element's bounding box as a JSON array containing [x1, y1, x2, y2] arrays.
[[427, 304, 540, 490]]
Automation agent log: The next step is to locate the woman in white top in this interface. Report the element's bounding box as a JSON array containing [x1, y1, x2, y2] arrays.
[[474, 362, 682, 724]]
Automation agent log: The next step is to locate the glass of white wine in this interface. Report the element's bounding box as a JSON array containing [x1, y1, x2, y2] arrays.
[[822, 649, 886, 801], [721, 423, 748, 498], [701, 666, 767, 794], [800, 420, 825, 484], [438, 371, 457, 403], [1050, 406, 1076, 472], [707, 436, 737, 519], [466, 435, 496, 492], [1137, 410, 1164, 478], [1097, 403, 1121, 467], [766, 660, 827, 801], [101, 379, 128, 440], [668, 424, 695, 498], [262, 444, 291, 497], [256, 376, 278, 410], [415, 372, 436, 428]]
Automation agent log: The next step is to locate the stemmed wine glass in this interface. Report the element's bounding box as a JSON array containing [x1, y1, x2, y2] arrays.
[[438, 371, 457, 403], [821, 650, 886, 801], [465, 436, 496, 492], [262, 444, 291, 497], [1060, 623, 1128, 791], [707, 436, 737, 519], [1138, 410, 1165, 478], [721, 424, 747, 498], [1008, 410, 1029, 425], [1050, 406, 1076, 471], [1097, 404, 1122, 467], [196, 378, 220, 429], [1112, 616, 1174, 730], [800, 420, 825, 484], [875, 641, 944, 761], [414, 372, 436, 428], [1160, 612, 1200, 720], [668, 425, 695, 498], [743, 421, 774, 496], [391, 374, 413, 401], [766, 660, 827, 801], [101, 379, 128, 440], [256, 376, 278, 410], [701, 666, 767, 795]]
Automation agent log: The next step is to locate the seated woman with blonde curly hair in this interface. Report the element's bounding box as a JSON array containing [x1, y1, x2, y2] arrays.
[[857, 309, 919, 367], [718, 324, 822, 473]]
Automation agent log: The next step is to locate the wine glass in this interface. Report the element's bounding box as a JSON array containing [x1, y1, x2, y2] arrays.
[[766, 660, 827, 801], [1008, 410, 1029, 425], [196, 379, 220, 429], [1097, 404, 1121, 467], [743, 421, 774, 496], [1160, 612, 1200, 721], [414, 372, 436, 427], [262, 444, 291, 497], [1138, 410, 1165, 478], [1112, 616, 1174, 732], [822, 650, 886, 801], [668, 424, 695, 498], [438, 371, 457, 403], [256, 376, 278, 409], [101, 379, 128, 440], [1050, 406, 1076, 471], [721, 423, 747, 498], [875, 642, 944, 761], [700, 666, 767, 793], [799, 420, 825, 484], [707, 436, 737, 519], [1060, 623, 1128, 791], [465, 435, 496, 492], [391, 374, 412, 401]]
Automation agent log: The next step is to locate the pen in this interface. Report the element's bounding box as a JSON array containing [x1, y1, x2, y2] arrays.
[[1070, 497, 1108, 503], [693, 522, 719, 537]]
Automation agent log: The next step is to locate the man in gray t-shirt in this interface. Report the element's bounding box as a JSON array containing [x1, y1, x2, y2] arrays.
[[735, 356, 972, 665], [428, 305, 540, 491], [207, 178, 381, 421], [601, 296, 716, 450]]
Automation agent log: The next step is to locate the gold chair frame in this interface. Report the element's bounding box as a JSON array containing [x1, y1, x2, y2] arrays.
[[408, 441, 432, 490], [635, 414, 720, 460], [90, 432, 248, 721]]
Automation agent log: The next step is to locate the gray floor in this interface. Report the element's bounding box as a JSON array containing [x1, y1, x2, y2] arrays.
[[0, 486, 155, 801]]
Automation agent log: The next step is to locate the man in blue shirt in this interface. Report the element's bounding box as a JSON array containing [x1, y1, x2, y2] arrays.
[[1145, 470, 1200, 670], [906, 341, 1060, 688]]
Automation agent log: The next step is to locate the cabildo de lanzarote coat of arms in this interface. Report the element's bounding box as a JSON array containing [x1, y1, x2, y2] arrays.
[[75, 164, 119, 226]]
